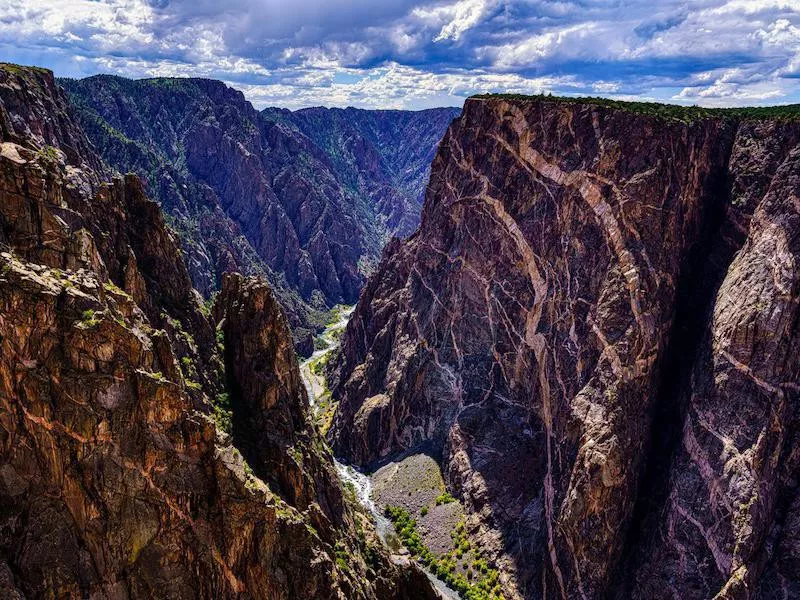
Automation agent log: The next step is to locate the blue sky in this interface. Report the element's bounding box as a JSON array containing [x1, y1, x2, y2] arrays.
[[2, 0, 800, 109]]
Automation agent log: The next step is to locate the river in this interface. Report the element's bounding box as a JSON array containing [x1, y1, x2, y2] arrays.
[[299, 307, 460, 600]]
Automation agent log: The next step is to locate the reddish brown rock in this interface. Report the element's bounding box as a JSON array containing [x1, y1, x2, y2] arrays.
[[0, 63, 439, 600], [0, 253, 438, 600], [213, 272, 347, 535]]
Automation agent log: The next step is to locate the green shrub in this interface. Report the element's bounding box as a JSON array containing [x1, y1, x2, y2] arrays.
[[435, 492, 456, 505], [473, 93, 800, 124], [212, 392, 233, 434], [80, 309, 101, 327], [384, 505, 504, 600], [37, 145, 60, 162], [215, 326, 225, 352]]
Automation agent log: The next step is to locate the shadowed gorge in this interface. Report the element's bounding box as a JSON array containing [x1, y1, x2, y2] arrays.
[[1, 55, 799, 600], [328, 96, 800, 599], [4, 0, 800, 598]]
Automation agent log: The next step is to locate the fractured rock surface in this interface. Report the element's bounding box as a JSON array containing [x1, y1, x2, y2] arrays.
[[329, 97, 800, 599], [61, 75, 458, 347]]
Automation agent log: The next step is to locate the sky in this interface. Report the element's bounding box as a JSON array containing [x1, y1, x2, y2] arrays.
[[2, 0, 800, 110]]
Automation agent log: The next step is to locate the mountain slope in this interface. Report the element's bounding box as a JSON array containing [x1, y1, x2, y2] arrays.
[[0, 63, 438, 600], [60, 75, 458, 350], [269, 106, 461, 238], [327, 96, 800, 599]]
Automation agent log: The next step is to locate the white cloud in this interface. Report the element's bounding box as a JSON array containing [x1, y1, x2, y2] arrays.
[[2, 0, 800, 108], [428, 0, 492, 42], [237, 62, 577, 110], [674, 66, 792, 104], [491, 22, 613, 67]]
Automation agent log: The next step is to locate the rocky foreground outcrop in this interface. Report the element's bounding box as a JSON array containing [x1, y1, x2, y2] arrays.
[[328, 97, 800, 599], [0, 63, 438, 599], [214, 272, 347, 529]]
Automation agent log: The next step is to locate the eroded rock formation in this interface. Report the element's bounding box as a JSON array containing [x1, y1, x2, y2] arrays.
[[328, 97, 800, 599], [0, 63, 438, 600], [214, 272, 347, 531]]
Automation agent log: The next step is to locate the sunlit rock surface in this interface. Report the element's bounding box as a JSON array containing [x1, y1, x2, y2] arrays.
[[0, 63, 439, 600]]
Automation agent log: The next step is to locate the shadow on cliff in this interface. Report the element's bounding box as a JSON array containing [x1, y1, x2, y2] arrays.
[[608, 141, 740, 598]]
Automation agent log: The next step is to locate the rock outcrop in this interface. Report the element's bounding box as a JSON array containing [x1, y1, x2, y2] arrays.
[[328, 96, 800, 599], [0, 63, 438, 600], [214, 272, 347, 532]]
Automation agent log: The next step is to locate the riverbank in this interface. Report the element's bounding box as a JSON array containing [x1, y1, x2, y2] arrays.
[[298, 306, 462, 600], [299, 305, 352, 432]]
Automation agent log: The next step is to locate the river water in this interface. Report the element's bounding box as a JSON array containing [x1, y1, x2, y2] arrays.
[[299, 307, 459, 600], [298, 306, 395, 540]]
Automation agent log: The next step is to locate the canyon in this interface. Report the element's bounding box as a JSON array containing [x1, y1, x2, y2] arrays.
[[60, 74, 458, 352], [328, 96, 800, 599], [1, 59, 799, 600], [0, 63, 439, 600]]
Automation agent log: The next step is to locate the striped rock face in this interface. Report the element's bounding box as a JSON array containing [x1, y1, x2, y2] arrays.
[[328, 97, 800, 600]]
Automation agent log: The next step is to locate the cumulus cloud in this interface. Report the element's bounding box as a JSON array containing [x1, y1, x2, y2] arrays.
[[1, 0, 799, 108], [237, 61, 577, 109], [422, 0, 493, 42]]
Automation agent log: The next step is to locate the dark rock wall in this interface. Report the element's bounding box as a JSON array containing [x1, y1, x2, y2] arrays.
[[61, 76, 458, 344], [61, 75, 362, 340], [283, 106, 461, 238], [213, 272, 347, 533], [329, 97, 800, 599]]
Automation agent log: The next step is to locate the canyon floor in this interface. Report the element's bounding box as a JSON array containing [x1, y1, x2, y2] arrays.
[[301, 309, 499, 600]]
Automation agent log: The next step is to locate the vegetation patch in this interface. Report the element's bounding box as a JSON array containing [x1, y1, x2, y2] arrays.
[[315, 397, 337, 435], [309, 352, 331, 377], [289, 446, 304, 467], [200, 292, 216, 317], [36, 145, 60, 163], [103, 281, 130, 299], [473, 93, 800, 123], [139, 370, 167, 383], [215, 325, 225, 353], [212, 392, 233, 435], [342, 479, 358, 505], [436, 492, 457, 506], [385, 506, 504, 600], [79, 309, 101, 328]]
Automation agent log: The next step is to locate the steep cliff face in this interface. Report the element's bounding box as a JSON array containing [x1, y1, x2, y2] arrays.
[[60, 76, 458, 347], [328, 97, 800, 599], [213, 272, 347, 531], [0, 63, 438, 600], [0, 66, 222, 397], [60, 74, 357, 345]]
